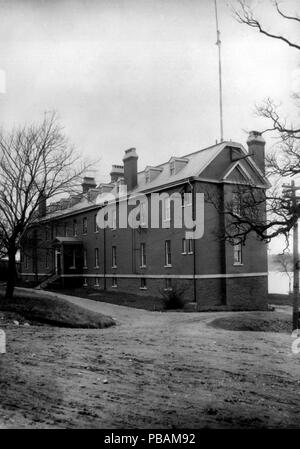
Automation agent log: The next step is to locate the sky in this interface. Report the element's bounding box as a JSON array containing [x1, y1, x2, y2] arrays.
[[0, 0, 299, 253]]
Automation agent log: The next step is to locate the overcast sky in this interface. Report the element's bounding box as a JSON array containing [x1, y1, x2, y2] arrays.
[[0, 0, 299, 252]]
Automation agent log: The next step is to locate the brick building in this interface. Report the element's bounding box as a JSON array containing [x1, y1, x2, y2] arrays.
[[20, 131, 269, 310]]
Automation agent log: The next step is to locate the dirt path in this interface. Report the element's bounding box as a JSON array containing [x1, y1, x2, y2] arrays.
[[0, 289, 299, 428]]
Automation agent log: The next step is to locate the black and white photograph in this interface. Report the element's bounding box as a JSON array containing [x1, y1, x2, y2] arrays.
[[0, 0, 299, 433]]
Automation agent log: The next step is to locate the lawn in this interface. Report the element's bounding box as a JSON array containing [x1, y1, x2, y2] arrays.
[[0, 288, 115, 329], [53, 287, 165, 311]]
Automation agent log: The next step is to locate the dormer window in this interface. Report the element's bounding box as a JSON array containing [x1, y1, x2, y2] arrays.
[[169, 157, 189, 176], [144, 166, 163, 183]]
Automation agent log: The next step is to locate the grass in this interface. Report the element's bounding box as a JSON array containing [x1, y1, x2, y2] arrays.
[[268, 293, 293, 306], [209, 311, 292, 333], [52, 287, 165, 311], [0, 288, 115, 329]]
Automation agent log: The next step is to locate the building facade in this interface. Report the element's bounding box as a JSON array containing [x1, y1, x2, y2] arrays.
[[20, 131, 269, 310]]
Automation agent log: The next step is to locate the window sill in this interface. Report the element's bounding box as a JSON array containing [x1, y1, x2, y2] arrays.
[[112, 265, 117, 269], [181, 252, 187, 255], [164, 265, 172, 268], [187, 252, 194, 255], [140, 265, 147, 269], [111, 285, 118, 288], [139, 287, 148, 290], [69, 266, 76, 270], [94, 266, 100, 269], [233, 263, 244, 266], [164, 288, 173, 291], [83, 266, 88, 270]]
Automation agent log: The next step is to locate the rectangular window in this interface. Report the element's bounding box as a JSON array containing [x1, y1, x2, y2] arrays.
[[83, 277, 88, 287], [140, 278, 147, 289], [163, 197, 171, 221], [45, 228, 49, 241], [25, 254, 29, 269], [188, 239, 194, 254], [83, 248, 87, 268], [94, 214, 99, 232], [140, 243, 146, 267], [73, 219, 77, 236], [165, 278, 172, 290], [112, 246, 117, 268], [71, 248, 76, 268], [82, 217, 88, 234], [165, 240, 171, 266], [112, 277, 117, 288], [112, 209, 117, 229], [94, 248, 99, 267], [45, 250, 49, 268], [64, 223, 68, 237], [94, 277, 99, 287], [182, 238, 187, 254], [232, 192, 241, 216], [233, 241, 243, 265], [182, 192, 192, 207], [140, 202, 147, 226]]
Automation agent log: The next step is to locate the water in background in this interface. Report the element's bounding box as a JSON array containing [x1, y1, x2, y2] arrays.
[[268, 271, 295, 294]]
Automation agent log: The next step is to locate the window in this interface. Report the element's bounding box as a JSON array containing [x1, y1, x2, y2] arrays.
[[165, 240, 171, 266], [140, 278, 147, 289], [64, 223, 68, 237], [145, 171, 150, 183], [140, 202, 147, 226], [82, 217, 87, 234], [25, 254, 29, 269], [45, 250, 49, 268], [94, 214, 99, 232], [188, 239, 194, 254], [70, 248, 76, 268], [94, 277, 99, 287], [45, 228, 49, 241], [83, 248, 87, 268], [112, 246, 117, 268], [83, 277, 88, 287], [233, 241, 243, 265], [112, 277, 117, 288], [140, 243, 146, 267], [112, 209, 117, 229], [182, 238, 187, 254], [182, 191, 192, 207], [165, 278, 172, 290], [94, 248, 99, 268], [73, 219, 77, 236], [232, 193, 241, 216], [163, 197, 171, 221]]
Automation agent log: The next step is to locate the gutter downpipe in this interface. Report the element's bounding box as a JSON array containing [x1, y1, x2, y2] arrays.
[[188, 177, 197, 305]]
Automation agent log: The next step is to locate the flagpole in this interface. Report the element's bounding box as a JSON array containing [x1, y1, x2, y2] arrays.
[[214, 0, 224, 142]]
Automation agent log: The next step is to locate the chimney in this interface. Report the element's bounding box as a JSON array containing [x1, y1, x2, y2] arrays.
[[123, 148, 138, 191], [110, 165, 124, 183], [38, 193, 47, 218], [82, 176, 96, 193], [247, 131, 266, 174]]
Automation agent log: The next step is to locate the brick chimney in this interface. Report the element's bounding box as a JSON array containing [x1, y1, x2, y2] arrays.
[[82, 177, 96, 193], [247, 131, 266, 174], [123, 148, 138, 191], [110, 165, 124, 183], [38, 193, 47, 218]]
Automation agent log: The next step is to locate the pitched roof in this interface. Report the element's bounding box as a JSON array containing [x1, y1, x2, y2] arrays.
[[42, 140, 268, 221]]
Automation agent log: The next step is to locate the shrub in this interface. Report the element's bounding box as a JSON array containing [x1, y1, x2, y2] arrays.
[[160, 283, 187, 310]]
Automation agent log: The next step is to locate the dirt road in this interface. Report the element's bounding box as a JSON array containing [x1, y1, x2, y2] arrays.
[[0, 290, 299, 428]]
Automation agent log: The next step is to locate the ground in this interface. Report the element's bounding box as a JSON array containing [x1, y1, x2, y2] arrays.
[[0, 290, 299, 429]]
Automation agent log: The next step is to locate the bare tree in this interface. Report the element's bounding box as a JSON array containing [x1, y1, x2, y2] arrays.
[[0, 112, 90, 298], [213, 0, 300, 245], [276, 251, 293, 294]]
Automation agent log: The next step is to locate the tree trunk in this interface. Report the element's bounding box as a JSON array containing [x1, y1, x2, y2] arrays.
[[5, 247, 17, 299]]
